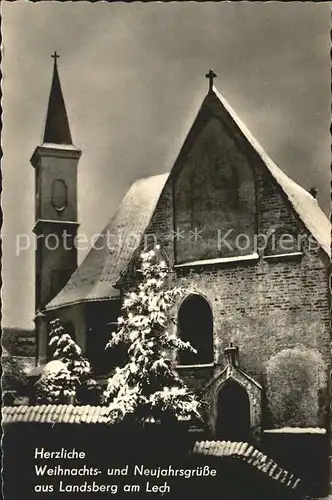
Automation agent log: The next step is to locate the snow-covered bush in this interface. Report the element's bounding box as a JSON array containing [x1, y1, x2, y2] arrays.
[[35, 362, 77, 404], [35, 319, 92, 404], [266, 347, 327, 427]]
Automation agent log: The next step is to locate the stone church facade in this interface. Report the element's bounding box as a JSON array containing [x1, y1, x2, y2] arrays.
[[31, 58, 330, 442]]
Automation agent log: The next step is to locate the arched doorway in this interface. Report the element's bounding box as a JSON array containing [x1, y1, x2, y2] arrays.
[[216, 379, 251, 441]]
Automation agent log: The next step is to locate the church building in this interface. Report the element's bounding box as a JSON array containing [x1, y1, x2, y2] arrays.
[[31, 57, 331, 442]]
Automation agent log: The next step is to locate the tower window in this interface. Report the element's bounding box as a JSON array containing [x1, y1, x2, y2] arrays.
[[178, 294, 213, 365], [51, 179, 68, 211]]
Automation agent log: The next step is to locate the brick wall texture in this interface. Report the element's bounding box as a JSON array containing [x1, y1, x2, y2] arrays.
[[135, 102, 331, 430]]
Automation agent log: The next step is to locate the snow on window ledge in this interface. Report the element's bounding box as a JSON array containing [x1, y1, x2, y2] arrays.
[[176, 363, 215, 369], [174, 253, 259, 269], [263, 252, 303, 261]]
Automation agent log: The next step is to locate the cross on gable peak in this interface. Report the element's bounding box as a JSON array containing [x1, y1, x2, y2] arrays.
[[205, 69, 217, 92]]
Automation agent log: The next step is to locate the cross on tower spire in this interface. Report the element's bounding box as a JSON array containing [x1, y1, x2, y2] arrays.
[[43, 51, 72, 145], [205, 69, 217, 92], [51, 51, 60, 64]]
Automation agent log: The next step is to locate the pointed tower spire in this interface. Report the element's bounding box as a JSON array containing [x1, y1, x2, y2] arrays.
[[43, 52, 72, 145]]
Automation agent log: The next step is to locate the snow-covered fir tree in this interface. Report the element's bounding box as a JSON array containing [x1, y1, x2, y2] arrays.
[[35, 319, 91, 404], [103, 246, 202, 426]]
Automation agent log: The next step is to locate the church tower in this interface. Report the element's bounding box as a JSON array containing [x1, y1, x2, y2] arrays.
[[31, 53, 81, 364]]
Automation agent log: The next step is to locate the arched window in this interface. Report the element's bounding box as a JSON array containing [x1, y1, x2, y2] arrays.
[[265, 228, 300, 256], [178, 294, 213, 365]]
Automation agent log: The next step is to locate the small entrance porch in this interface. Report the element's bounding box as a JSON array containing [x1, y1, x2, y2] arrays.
[[203, 343, 262, 443]]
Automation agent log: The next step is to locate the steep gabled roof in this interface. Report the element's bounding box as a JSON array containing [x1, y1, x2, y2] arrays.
[[213, 88, 331, 258], [46, 88, 330, 311], [46, 174, 168, 310], [172, 88, 330, 257]]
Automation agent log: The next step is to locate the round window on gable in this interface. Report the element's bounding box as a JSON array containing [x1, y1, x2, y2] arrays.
[[265, 228, 301, 256], [51, 179, 68, 212]]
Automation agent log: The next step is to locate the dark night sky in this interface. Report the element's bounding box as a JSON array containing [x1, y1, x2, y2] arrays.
[[2, 1, 330, 329]]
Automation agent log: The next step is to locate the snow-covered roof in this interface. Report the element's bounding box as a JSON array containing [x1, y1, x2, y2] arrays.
[[214, 88, 331, 258], [2, 404, 111, 425], [40, 142, 80, 151], [192, 440, 301, 489], [264, 427, 326, 435], [46, 88, 330, 311], [46, 174, 168, 310]]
